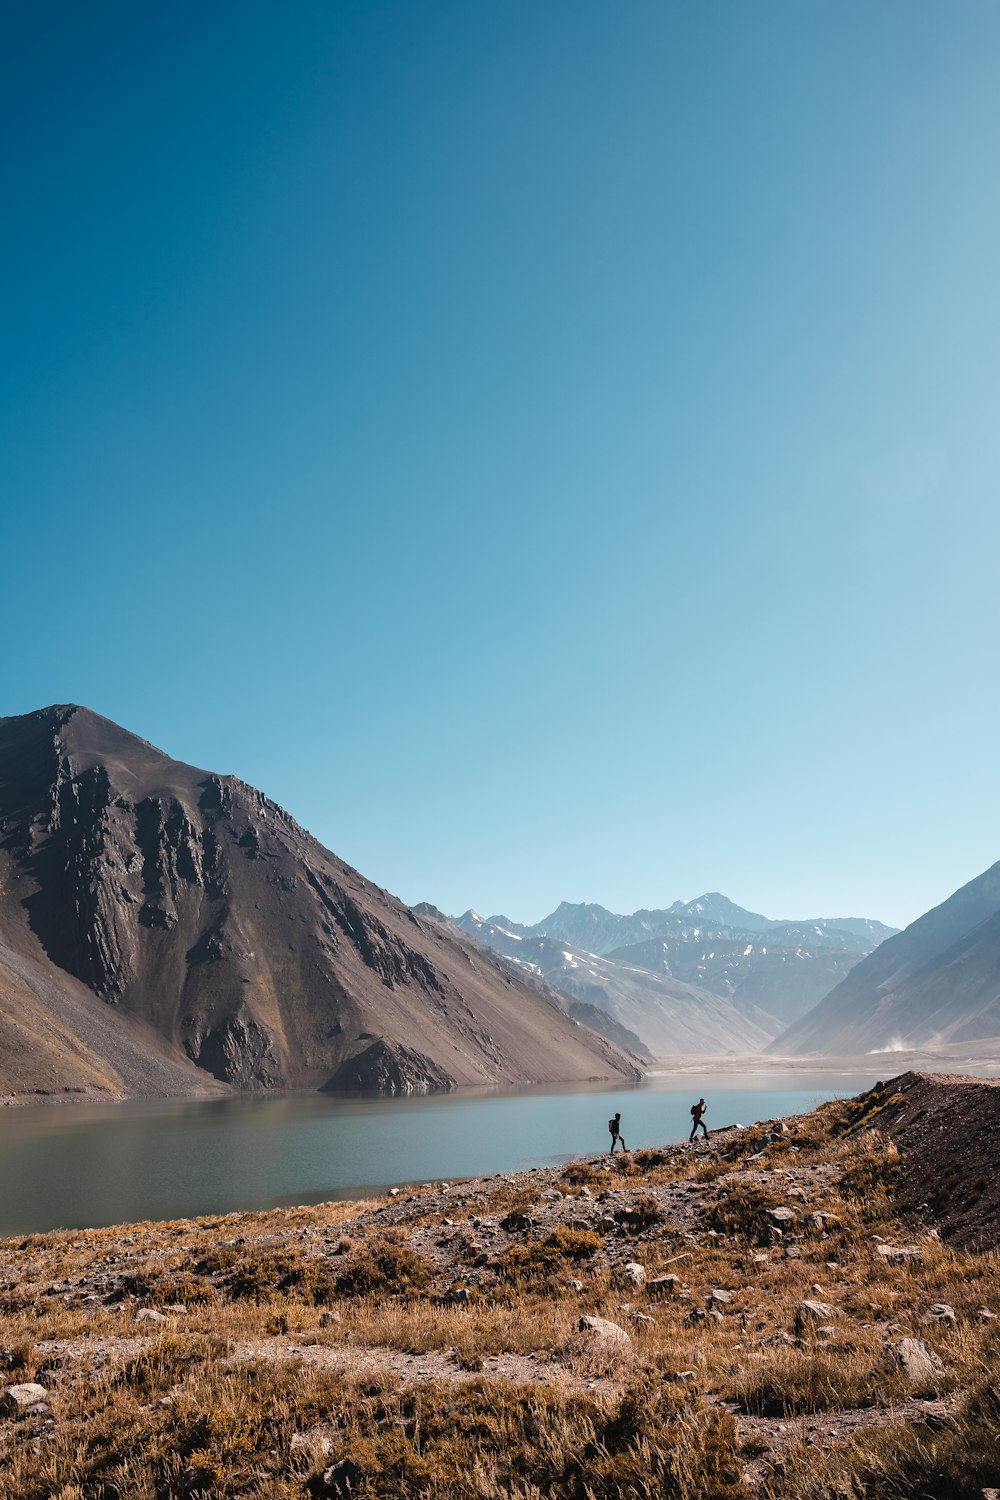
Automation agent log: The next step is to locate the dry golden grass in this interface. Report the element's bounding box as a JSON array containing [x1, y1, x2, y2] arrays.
[[0, 1100, 997, 1496]]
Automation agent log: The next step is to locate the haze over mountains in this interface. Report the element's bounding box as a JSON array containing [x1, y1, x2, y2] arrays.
[[443, 899, 898, 1055], [776, 860, 1000, 1056], [0, 706, 638, 1100]]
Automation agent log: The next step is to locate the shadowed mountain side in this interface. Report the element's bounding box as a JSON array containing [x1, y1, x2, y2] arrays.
[[0, 707, 639, 1098], [773, 861, 1000, 1056], [0, 939, 227, 1101], [412, 906, 653, 1061]]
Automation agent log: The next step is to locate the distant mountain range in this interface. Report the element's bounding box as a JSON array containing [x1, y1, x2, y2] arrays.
[[775, 861, 1000, 1056], [434, 897, 898, 1055], [0, 706, 638, 1100]]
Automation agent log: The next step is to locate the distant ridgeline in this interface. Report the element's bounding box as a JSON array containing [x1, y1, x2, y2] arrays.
[[419, 897, 900, 1058]]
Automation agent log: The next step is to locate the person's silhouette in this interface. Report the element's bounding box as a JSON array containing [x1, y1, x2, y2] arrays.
[[689, 1098, 708, 1142], [608, 1111, 627, 1153]]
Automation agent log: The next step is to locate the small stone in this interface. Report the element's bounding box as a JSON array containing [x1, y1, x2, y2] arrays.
[[620, 1262, 646, 1287], [925, 1303, 956, 1326], [0, 1383, 49, 1418], [135, 1308, 169, 1324], [579, 1186, 593, 1198], [388, 1188, 400, 1197], [767, 1207, 796, 1225], [540, 1189, 563, 1201], [875, 1244, 923, 1265], [319, 1309, 341, 1326], [663, 1369, 697, 1382], [567, 1278, 584, 1292], [291, 1431, 332, 1457], [708, 1288, 734, 1307], [976, 1307, 998, 1323]]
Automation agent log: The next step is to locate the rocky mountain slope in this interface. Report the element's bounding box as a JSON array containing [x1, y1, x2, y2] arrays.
[[773, 861, 1000, 1056], [0, 706, 638, 1099], [450, 899, 895, 1051]]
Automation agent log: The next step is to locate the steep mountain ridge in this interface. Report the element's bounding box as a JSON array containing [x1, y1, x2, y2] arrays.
[[0, 706, 638, 1098], [774, 861, 1000, 1056]]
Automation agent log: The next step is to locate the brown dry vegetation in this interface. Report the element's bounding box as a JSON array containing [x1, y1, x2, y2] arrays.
[[0, 1087, 998, 1497]]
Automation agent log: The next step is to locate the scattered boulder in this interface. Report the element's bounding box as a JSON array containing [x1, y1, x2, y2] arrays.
[[0, 1383, 48, 1418], [577, 1316, 632, 1350], [620, 1262, 646, 1288], [876, 1244, 923, 1265], [708, 1288, 734, 1308], [794, 1301, 839, 1334], [648, 1274, 682, 1299], [135, 1308, 169, 1324], [924, 1303, 957, 1326], [767, 1207, 796, 1227], [891, 1337, 944, 1384]]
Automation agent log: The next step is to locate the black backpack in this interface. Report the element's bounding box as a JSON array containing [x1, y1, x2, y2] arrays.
[[608, 1118, 618, 1134], [690, 1104, 698, 1117]]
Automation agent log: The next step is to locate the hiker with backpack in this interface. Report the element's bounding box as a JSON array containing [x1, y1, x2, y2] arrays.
[[608, 1111, 627, 1153], [689, 1097, 708, 1142]]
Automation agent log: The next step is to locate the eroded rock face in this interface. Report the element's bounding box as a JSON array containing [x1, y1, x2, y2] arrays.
[[0, 706, 640, 1098]]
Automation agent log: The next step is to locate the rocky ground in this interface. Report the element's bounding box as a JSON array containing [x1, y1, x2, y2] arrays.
[[0, 1076, 998, 1497]]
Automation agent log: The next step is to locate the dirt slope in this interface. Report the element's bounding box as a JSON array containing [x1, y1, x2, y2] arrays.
[[855, 1070, 1000, 1250], [0, 706, 638, 1099]]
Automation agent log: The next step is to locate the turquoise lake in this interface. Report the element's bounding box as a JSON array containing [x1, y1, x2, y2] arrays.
[[0, 1070, 879, 1235]]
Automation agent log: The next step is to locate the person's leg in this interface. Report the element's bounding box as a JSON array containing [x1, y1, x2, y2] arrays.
[[698, 1120, 708, 1138], [689, 1124, 696, 1143]]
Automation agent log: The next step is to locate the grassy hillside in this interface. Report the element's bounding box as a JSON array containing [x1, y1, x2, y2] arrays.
[[0, 1082, 998, 1496]]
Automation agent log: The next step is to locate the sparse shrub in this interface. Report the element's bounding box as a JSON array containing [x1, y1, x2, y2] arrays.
[[335, 1232, 431, 1298], [561, 1162, 600, 1186], [498, 1227, 602, 1282], [196, 1246, 339, 1304], [839, 1137, 900, 1211], [705, 1182, 781, 1240], [616, 1194, 663, 1232]]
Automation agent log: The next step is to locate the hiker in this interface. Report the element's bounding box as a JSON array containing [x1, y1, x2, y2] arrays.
[[689, 1097, 708, 1142], [608, 1111, 627, 1153]]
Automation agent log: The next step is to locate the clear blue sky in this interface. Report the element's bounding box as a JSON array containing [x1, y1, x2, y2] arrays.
[[2, 1, 999, 931]]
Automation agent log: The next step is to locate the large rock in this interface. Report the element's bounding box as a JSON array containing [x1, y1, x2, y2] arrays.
[[891, 1337, 944, 1384], [794, 1300, 839, 1333], [577, 1316, 632, 1350], [619, 1262, 646, 1287], [0, 1383, 48, 1417]]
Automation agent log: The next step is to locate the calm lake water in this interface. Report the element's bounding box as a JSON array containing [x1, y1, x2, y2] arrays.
[[0, 1071, 878, 1236]]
